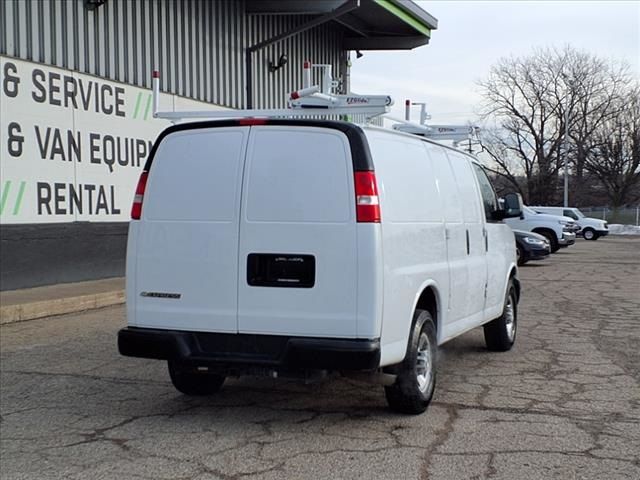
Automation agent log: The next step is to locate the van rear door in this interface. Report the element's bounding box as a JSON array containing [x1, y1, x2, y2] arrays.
[[132, 126, 248, 332], [237, 126, 358, 338]]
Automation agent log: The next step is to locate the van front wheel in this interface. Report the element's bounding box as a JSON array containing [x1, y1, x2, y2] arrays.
[[384, 310, 436, 414], [168, 360, 226, 396], [484, 281, 517, 352]]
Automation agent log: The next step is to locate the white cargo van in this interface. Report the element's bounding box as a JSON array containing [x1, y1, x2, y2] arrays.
[[531, 206, 609, 240], [118, 119, 523, 414]]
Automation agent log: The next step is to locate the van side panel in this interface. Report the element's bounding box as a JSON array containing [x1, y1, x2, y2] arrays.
[[356, 223, 384, 338], [366, 130, 449, 365], [444, 151, 487, 332], [470, 163, 515, 320], [131, 127, 249, 333], [237, 127, 359, 338], [484, 227, 514, 320], [125, 222, 139, 325], [423, 143, 467, 337]]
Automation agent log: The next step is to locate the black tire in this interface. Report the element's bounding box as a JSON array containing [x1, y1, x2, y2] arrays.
[[168, 360, 226, 396], [385, 310, 437, 414], [582, 228, 598, 241], [484, 281, 518, 352], [536, 230, 559, 253], [516, 244, 527, 266]]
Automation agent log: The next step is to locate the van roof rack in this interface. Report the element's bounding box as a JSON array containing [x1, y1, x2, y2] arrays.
[[389, 99, 480, 146], [152, 63, 392, 123]]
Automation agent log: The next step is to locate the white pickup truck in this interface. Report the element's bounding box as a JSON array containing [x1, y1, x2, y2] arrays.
[[504, 206, 577, 252], [531, 207, 609, 240]]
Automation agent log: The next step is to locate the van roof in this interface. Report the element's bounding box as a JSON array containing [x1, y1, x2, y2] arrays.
[[361, 124, 481, 164], [145, 118, 483, 174], [144, 119, 375, 172]]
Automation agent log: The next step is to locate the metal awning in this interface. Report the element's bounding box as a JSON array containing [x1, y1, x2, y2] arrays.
[[246, 0, 438, 50]]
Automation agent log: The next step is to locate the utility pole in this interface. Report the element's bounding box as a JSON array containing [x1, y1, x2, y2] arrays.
[[563, 100, 569, 207], [563, 79, 571, 207]]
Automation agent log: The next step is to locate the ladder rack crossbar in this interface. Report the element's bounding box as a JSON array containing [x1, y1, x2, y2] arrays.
[[154, 106, 389, 121]]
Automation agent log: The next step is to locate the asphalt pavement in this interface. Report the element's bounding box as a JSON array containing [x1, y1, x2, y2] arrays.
[[1, 236, 639, 480]]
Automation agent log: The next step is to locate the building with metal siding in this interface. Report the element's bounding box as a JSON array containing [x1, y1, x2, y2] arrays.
[[0, 0, 345, 109], [0, 0, 437, 290]]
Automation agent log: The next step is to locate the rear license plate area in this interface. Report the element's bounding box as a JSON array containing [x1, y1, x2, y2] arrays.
[[247, 254, 315, 288]]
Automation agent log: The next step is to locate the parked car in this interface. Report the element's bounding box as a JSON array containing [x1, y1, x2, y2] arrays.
[[513, 230, 551, 266], [504, 206, 576, 253], [530, 206, 609, 240], [118, 118, 523, 415]]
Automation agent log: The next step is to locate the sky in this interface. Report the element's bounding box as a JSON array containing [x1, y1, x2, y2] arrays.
[[350, 1, 640, 125]]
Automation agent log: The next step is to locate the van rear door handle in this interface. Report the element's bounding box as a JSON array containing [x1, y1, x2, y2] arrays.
[[466, 229, 470, 255]]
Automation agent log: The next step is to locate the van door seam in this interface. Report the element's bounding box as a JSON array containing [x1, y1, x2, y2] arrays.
[[235, 127, 252, 334]]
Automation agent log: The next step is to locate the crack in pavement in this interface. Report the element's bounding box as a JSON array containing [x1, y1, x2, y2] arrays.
[[1, 237, 639, 479]]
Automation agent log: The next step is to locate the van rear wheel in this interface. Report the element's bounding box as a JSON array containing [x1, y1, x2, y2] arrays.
[[384, 310, 436, 414], [484, 281, 517, 352], [168, 360, 226, 396]]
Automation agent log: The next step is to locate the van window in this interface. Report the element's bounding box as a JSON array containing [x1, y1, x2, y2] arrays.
[[563, 209, 578, 220], [144, 129, 246, 222], [245, 128, 351, 223], [471, 163, 499, 221]]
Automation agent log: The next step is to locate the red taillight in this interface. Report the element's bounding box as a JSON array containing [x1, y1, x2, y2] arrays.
[[239, 118, 268, 126], [354, 171, 381, 223], [131, 171, 149, 220]]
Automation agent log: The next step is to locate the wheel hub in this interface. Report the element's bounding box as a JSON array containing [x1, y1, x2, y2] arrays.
[[504, 296, 516, 342], [416, 334, 433, 393]]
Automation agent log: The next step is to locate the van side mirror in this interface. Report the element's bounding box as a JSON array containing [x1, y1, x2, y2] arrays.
[[502, 192, 523, 218], [491, 192, 523, 220]]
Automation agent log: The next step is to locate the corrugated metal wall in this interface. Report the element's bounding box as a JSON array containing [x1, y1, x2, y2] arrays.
[[0, 0, 345, 109], [247, 13, 344, 109]]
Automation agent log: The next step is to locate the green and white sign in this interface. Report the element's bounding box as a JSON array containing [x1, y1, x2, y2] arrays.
[[0, 56, 225, 224]]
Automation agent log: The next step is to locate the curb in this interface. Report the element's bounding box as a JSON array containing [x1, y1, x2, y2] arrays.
[[0, 290, 125, 325]]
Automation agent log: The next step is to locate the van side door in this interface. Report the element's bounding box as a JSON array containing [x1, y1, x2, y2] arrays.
[[446, 151, 487, 327], [471, 163, 512, 319], [423, 143, 468, 338]]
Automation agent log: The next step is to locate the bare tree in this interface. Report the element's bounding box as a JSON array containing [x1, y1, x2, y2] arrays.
[[560, 50, 631, 204], [478, 47, 569, 204], [583, 86, 640, 209], [477, 46, 634, 206], [476, 127, 526, 196]]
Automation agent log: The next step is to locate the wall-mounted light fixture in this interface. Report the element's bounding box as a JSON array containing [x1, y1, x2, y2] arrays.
[[84, 0, 106, 10], [269, 54, 288, 73], [356, 50, 364, 59]]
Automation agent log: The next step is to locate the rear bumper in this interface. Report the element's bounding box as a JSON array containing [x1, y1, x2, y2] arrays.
[[118, 327, 381, 371]]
